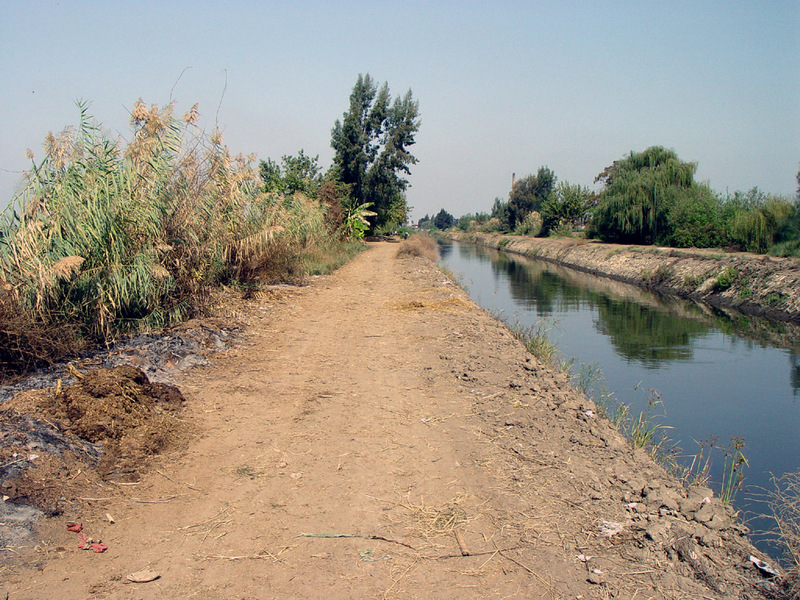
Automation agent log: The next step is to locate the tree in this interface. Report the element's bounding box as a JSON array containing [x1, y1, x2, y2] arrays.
[[433, 208, 455, 230], [540, 182, 593, 235], [589, 146, 702, 244], [507, 167, 556, 230], [331, 74, 420, 231], [259, 149, 322, 197], [490, 197, 510, 231]]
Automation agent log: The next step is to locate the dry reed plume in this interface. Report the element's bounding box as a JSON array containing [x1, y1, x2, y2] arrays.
[[0, 99, 333, 376]]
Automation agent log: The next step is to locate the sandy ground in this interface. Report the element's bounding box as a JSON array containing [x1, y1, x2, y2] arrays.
[[0, 241, 779, 599]]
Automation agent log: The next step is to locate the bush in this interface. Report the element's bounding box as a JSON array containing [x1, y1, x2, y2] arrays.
[[720, 189, 796, 254], [513, 211, 543, 236], [540, 181, 593, 236], [396, 233, 439, 262], [0, 293, 83, 381], [662, 186, 723, 248]]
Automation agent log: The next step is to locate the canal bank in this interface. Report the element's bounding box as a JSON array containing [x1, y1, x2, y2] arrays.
[[0, 241, 788, 599], [450, 232, 800, 323]]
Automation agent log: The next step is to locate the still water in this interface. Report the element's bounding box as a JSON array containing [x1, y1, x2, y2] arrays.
[[439, 241, 800, 555]]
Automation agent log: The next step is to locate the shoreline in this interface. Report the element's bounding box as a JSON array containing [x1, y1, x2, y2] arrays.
[[0, 241, 788, 598], [449, 232, 800, 323]]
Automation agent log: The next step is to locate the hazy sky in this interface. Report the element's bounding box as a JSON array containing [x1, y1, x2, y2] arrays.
[[2, 1, 798, 220]]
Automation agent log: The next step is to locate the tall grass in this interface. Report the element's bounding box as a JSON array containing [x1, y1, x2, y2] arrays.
[[770, 471, 800, 593], [0, 100, 335, 376], [508, 318, 560, 367]]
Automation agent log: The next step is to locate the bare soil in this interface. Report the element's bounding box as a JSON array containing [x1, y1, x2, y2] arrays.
[[0, 241, 785, 599]]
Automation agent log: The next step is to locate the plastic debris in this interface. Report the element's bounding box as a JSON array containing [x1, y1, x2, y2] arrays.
[[66, 521, 107, 553], [750, 555, 780, 578]]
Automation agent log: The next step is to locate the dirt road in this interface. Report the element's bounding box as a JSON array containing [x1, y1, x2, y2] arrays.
[[2, 242, 777, 599]]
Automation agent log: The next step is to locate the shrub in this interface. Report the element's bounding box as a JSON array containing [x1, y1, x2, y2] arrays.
[[721, 189, 796, 254], [396, 233, 439, 262], [513, 211, 543, 236], [712, 266, 738, 291]]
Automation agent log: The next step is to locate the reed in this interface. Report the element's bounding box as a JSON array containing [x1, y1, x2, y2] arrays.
[[0, 100, 337, 372]]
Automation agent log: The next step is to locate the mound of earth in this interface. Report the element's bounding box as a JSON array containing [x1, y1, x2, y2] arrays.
[[0, 366, 186, 522]]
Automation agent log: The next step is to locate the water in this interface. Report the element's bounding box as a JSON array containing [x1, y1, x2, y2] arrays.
[[440, 241, 800, 559]]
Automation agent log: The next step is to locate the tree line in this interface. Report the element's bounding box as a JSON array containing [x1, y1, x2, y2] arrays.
[[423, 146, 800, 257]]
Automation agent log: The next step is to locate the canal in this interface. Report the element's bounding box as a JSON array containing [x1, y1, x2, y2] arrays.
[[439, 241, 800, 559]]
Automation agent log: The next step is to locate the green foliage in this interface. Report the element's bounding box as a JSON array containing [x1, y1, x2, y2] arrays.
[[617, 387, 673, 456], [490, 197, 510, 230], [722, 188, 795, 253], [330, 74, 420, 231], [540, 181, 593, 236], [712, 266, 738, 291], [456, 212, 490, 232], [507, 167, 556, 230], [259, 149, 323, 197], [589, 146, 701, 245], [342, 202, 377, 240], [508, 318, 560, 367], [720, 436, 748, 505], [662, 185, 723, 248], [433, 208, 456, 230], [513, 211, 542, 236], [0, 100, 331, 347]]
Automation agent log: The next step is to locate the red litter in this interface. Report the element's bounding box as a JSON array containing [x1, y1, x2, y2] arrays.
[[67, 521, 107, 553]]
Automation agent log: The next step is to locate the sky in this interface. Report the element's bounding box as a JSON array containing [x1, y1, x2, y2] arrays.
[[1, 1, 798, 221]]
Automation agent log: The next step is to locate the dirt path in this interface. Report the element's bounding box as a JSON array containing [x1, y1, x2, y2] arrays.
[[1, 242, 778, 599]]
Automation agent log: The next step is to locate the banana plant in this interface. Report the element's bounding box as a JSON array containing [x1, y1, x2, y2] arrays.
[[343, 202, 377, 240]]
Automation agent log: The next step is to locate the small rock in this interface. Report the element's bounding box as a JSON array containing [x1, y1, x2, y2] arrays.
[[127, 570, 160, 583]]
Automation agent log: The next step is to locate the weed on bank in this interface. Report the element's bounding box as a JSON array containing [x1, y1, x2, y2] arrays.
[[0, 101, 351, 379]]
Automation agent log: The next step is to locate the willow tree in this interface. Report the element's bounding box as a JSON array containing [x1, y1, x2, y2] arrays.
[[331, 74, 420, 231], [589, 146, 702, 244]]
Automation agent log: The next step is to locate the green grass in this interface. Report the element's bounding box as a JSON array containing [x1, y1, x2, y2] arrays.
[[508, 318, 561, 367], [303, 241, 365, 276]]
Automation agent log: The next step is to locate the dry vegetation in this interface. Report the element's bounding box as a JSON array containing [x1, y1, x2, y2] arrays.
[[396, 233, 439, 262], [771, 472, 800, 595], [0, 100, 350, 380]]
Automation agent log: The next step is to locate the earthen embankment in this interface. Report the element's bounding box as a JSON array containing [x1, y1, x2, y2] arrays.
[[451, 232, 800, 322]]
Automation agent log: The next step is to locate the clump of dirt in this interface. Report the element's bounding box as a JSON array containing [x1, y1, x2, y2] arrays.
[[1, 365, 186, 520]]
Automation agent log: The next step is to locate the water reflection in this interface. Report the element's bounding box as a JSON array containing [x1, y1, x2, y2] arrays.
[[448, 242, 800, 375], [594, 297, 707, 367], [440, 240, 800, 560]]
